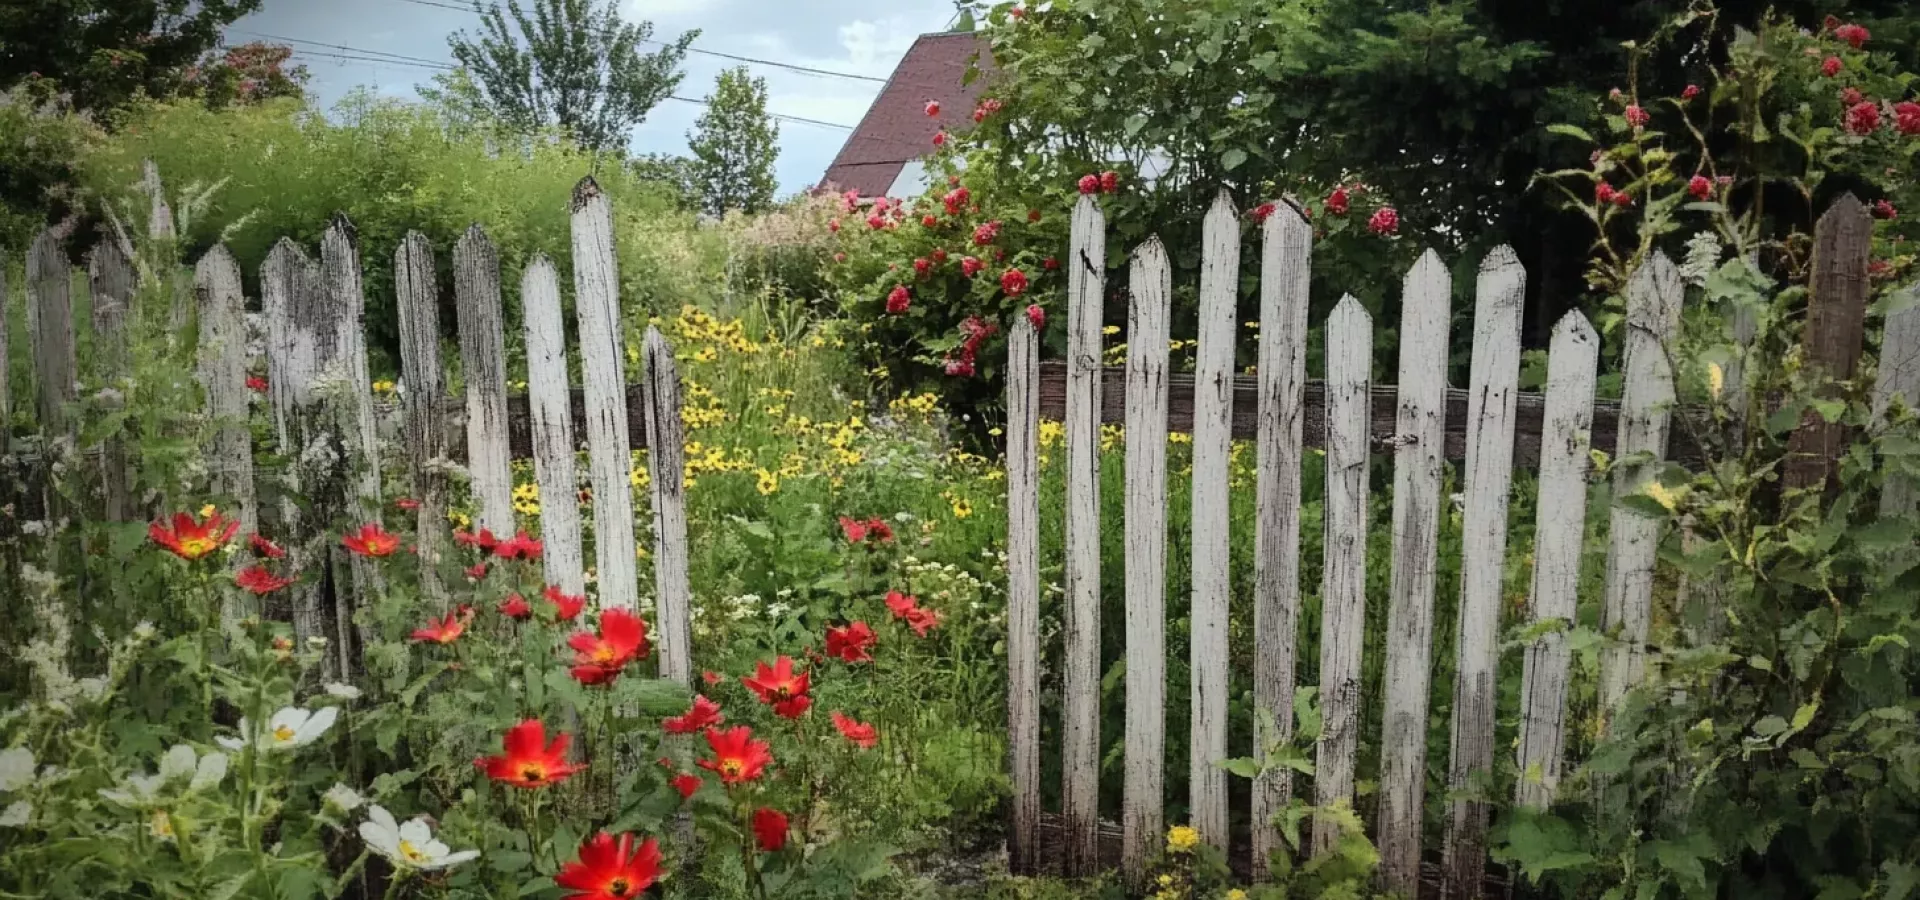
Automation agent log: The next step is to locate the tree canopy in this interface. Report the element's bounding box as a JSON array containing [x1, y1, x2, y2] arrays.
[[0, 0, 262, 112], [687, 66, 778, 217]]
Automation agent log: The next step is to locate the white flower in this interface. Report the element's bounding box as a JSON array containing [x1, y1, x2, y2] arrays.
[[218, 706, 338, 752], [359, 805, 479, 871], [323, 783, 365, 812], [0, 747, 33, 792], [0, 801, 28, 827], [99, 745, 227, 806], [132, 621, 156, 641], [324, 683, 362, 701]]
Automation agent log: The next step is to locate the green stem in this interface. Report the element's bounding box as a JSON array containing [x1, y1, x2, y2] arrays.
[[380, 869, 411, 900]]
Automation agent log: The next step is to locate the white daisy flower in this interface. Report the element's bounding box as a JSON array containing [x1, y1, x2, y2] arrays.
[[98, 745, 227, 806], [218, 706, 338, 752], [323, 783, 365, 812], [359, 805, 479, 871]]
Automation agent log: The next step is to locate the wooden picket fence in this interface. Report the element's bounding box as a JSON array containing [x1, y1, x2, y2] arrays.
[[6, 172, 695, 689], [1003, 192, 1904, 896]]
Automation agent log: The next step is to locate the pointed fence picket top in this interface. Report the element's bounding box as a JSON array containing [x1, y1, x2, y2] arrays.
[[1250, 201, 1311, 879], [1600, 252, 1683, 711], [1515, 312, 1600, 809], [1785, 194, 1874, 493], [522, 255, 587, 601], [1442, 246, 1526, 898], [570, 177, 642, 613], [1189, 191, 1238, 849], [1378, 249, 1453, 895], [1061, 192, 1107, 877], [454, 225, 516, 537], [395, 232, 450, 608], [28, 230, 76, 437], [1874, 281, 1920, 518], [1121, 236, 1172, 885], [642, 326, 693, 685], [1314, 295, 1372, 855], [88, 241, 135, 522], [1005, 314, 1043, 876]]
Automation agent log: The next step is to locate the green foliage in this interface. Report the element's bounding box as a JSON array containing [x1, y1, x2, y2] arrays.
[[0, 0, 262, 113], [176, 42, 310, 110], [688, 67, 779, 217], [446, 0, 697, 153], [0, 85, 102, 250]]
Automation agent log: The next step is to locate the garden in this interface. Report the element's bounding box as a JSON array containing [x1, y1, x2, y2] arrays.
[[3, 1, 1920, 899]]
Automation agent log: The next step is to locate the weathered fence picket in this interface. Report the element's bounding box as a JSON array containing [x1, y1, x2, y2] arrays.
[[1189, 192, 1238, 849], [1443, 247, 1526, 898], [522, 255, 588, 601], [571, 178, 642, 614], [1005, 315, 1042, 876], [1314, 295, 1372, 855], [0, 266, 9, 434], [28, 231, 76, 436], [196, 245, 256, 545], [1121, 236, 1172, 884], [88, 242, 134, 523], [395, 232, 450, 608], [642, 326, 693, 685], [1378, 250, 1453, 895], [1875, 281, 1920, 518], [1061, 193, 1106, 876], [454, 225, 517, 538], [1785, 195, 1875, 492]]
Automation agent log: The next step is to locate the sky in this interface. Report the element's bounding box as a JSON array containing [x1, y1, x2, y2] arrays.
[[232, 0, 962, 195]]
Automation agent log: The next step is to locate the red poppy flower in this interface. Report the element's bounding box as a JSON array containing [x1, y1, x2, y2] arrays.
[[149, 510, 240, 561], [555, 832, 662, 900], [454, 527, 502, 551], [824, 621, 877, 663], [831, 711, 879, 749], [341, 524, 401, 558], [476, 719, 586, 789], [702, 669, 724, 686], [865, 518, 893, 542], [234, 565, 294, 595], [696, 726, 773, 784], [741, 656, 812, 719], [568, 609, 649, 685], [885, 590, 918, 620], [499, 593, 533, 620], [248, 533, 285, 559], [663, 695, 724, 734], [672, 773, 701, 800], [752, 807, 788, 851], [411, 612, 465, 644], [545, 585, 586, 622], [395, 497, 420, 511], [495, 530, 544, 562], [906, 606, 942, 638], [246, 375, 268, 393]]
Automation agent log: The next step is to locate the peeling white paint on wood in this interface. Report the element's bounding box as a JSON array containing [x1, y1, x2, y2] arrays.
[[454, 225, 517, 537], [570, 178, 641, 613], [1005, 315, 1043, 876], [643, 327, 692, 685], [522, 255, 587, 600], [1122, 236, 1171, 886], [1062, 193, 1106, 877], [1189, 192, 1237, 850], [395, 233, 449, 608], [1874, 280, 1920, 518], [1314, 295, 1371, 856]]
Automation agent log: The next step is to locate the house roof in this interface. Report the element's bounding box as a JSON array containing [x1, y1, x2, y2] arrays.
[[820, 31, 993, 198]]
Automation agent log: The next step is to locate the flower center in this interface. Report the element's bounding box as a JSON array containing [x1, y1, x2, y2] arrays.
[[150, 810, 173, 837], [592, 644, 617, 664], [609, 879, 631, 897], [398, 839, 426, 863], [521, 765, 547, 784], [178, 537, 216, 558], [272, 725, 297, 742], [720, 759, 744, 778]]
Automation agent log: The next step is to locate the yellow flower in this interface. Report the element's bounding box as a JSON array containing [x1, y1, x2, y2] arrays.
[[1102, 325, 1121, 336], [630, 465, 651, 489], [371, 379, 397, 395], [1166, 824, 1200, 852], [446, 509, 471, 530], [1226, 891, 1248, 900], [756, 469, 779, 496], [150, 809, 175, 841], [951, 497, 973, 519], [199, 503, 217, 519], [1643, 480, 1683, 512], [1707, 362, 1725, 400], [1158, 875, 1175, 886]]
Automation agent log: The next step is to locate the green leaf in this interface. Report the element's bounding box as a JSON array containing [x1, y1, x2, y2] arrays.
[[1124, 114, 1148, 137], [490, 850, 533, 873], [1791, 700, 1819, 732], [1221, 148, 1248, 171], [1217, 757, 1263, 779], [517, 877, 556, 896], [1790, 748, 1825, 769], [1547, 123, 1596, 143]]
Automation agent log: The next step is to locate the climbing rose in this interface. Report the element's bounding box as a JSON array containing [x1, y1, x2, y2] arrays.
[[1595, 183, 1617, 205], [475, 720, 584, 789], [833, 252, 846, 263], [1009, 5, 1025, 17], [1027, 305, 1046, 331], [1249, 202, 1277, 224], [1688, 175, 1712, 200], [961, 256, 983, 278], [885, 284, 911, 314], [972, 221, 1001, 246], [1681, 84, 1701, 100], [1099, 171, 1119, 193], [945, 356, 976, 377], [921, 214, 937, 228], [924, 100, 940, 117], [1895, 101, 1920, 135], [932, 130, 946, 147], [1841, 87, 1864, 106], [1028, 208, 1041, 222], [752, 808, 788, 851], [828, 218, 840, 232], [942, 187, 969, 214], [1043, 256, 1059, 270], [913, 257, 932, 277], [1001, 268, 1029, 297], [1834, 23, 1869, 48], [1822, 56, 1843, 77], [1875, 200, 1898, 220], [1367, 207, 1399, 236], [1077, 174, 1100, 195], [932, 248, 948, 263], [1624, 104, 1650, 127], [1846, 100, 1881, 135], [1326, 187, 1350, 215]]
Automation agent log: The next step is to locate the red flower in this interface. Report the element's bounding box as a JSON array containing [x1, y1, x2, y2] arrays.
[[1248, 202, 1278, 224], [494, 530, 543, 562], [945, 356, 976, 378], [1077, 174, 1099, 195], [696, 726, 773, 784], [942, 187, 970, 215], [924, 100, 940, 117], [235, 565, 294, 595], [838, 516, 869, 543], [961, 255, 983, 278], [742, 656, 812, 718], [1624, 104, 1650, 127], [1595, 182, 1617, 205], [842, 189, 860, 211], [246, 375, 268, 393], [1834, 23, 1869, 49], [913, 257, 932, 277], [545, 585, 586, 622], [1681, 84, 1700, 100], [1367, 207, 1400, 236], [833, 252, 847, 263], [866, 517, 894, 543], [1043, 256, 1059, 271], [906, 606, 942, 637], [555, 832, 662, 900], [410, 612, 466, 644], [499, 593, 533, 620], [1846, 100, 1881, 135], [341, 523, 401, 558], [921, 214, 939, 229], [828, 217, 841, 233], [1028, 208, 1042, 222], [476, 719, 585, 789], [1027, 305, 1047, 331], [1001, 268, 1030, 297], [971, 221, 1002, 246], [1326, 187, 1350, 216], [568, 609, 649, 685], [831, 711, 879, 749], [825, 621, 877, 663], [702, 669, 724, 686], [886, 284, 912, 314], [1613, 190, 1633, 208], [663, 695, 724, 734], [248, 533, 285, 559], [395, 497, 420, 511], [1822, 56, 1843, 77], [1842, 87, 1864, 106], [1009, 5, 1025, 18], [1895, 101, 1920, 135], [867, 214, 886, 230], [932, 130, 947, 147], [1875, 200, 1898, 220], [886, 590, 918, 620], [1688, 175, 1712, 200], [932, 248, 948, 264], [672, 773, 701, 800], [1100, 171, 1119, 193], [752, 808, 788, 851], [149, 510, 240, 561], [1870, 260, 1893, 280]]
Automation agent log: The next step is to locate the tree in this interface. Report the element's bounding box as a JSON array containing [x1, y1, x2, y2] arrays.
[[446, 0, 697, 154], [179, 42, 308, 108], [629, 152, 700, 210], [0, 0, 262, 112], [687, 66, 778, 216]]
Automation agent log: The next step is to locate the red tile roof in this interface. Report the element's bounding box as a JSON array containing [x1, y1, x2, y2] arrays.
[[820, 32, 994, 198]]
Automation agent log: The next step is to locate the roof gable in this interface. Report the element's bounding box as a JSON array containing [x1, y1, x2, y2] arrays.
[[820, 31, 993, 198]]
